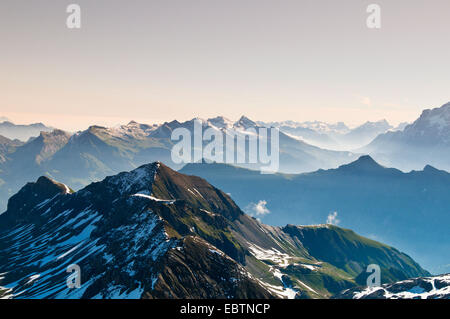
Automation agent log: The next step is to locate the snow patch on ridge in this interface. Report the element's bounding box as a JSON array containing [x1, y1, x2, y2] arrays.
[[353, 274, 450, 299], [132, 193, 175, 204], [247, 244, 301, 298]]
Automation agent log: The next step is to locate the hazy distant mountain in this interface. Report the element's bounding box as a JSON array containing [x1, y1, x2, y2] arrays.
[[261, 120, 350, 135], [362, 102, 450, 171], [207, 116, 234, 129], [0, 113, 359, 202], [8, 130, 71, 166], [46, 123, 175, 186], [188, 115, 359, 173], [0, 121, 53, 141], [180, 156, 450, 274], [393, 122, 409, 131], [158, 115, 358, 174], [0, 135, 23, 163], [259, 120, 392, 150], [0, 162, 427, 299], [0, 122, 177, 211], [337, 274, 450, 299], [258, 121, 340, 150], [0, 116, 10, 122], [338, 120, 392, 150], [0, 130, 71, 209], [0, 116, 358, 211], [258, 120, 349, 149]]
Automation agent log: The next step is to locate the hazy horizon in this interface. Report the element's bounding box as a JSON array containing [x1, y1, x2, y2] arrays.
[[0, 109, 430, 133], [1, 0, 450, 131]]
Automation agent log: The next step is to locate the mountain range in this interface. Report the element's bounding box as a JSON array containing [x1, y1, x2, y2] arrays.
[[259, 119, 397, 150], [362, 102, 450, 171], [0, 163, 429, 299], [337, 273, 450, 299], [0, 135, 23, 164], [1, 101, 449, 285], [0, 116, 359, 211], [0, 121, 53, 142], [180, 155, 450, 274]]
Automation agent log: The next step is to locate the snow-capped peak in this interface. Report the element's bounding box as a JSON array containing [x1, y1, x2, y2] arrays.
[[207, 116, 234, 129], [89, 162, 161, 197], [350, 274, 450, 299], [402, 102, 450, 140], [234, 116, 258, 129]]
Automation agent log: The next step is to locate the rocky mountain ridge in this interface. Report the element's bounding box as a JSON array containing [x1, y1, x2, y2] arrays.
[[0, 162, 428, 299]]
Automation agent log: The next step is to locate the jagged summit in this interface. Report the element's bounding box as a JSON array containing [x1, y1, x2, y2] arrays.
[[371, 101, 450, 145], [361, 101, 450, 172], [409, 101, 450, 131], [35, 175, 70, 191], [207, 116, 233, 129], [87, 162, 161, 197], [12, 161, 244, 221], [422, 101, 450, 114], [4, 175, 70, 220], [166, 119, 181, 127], [234, 115, 258, 129], [87, 125, 108, 131]]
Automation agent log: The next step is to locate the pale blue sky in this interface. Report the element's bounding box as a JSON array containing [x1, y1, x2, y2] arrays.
[[1, 0, 449, 131]]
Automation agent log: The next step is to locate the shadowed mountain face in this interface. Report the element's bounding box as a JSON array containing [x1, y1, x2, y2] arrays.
[[363, 102, 450, 171], [0, 162, 427, 299], [180, 156, 450, 274]]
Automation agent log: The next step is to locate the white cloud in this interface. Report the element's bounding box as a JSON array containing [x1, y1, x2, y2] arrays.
[[247, 200, 270, 217], [326, 211, 340, 225]]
